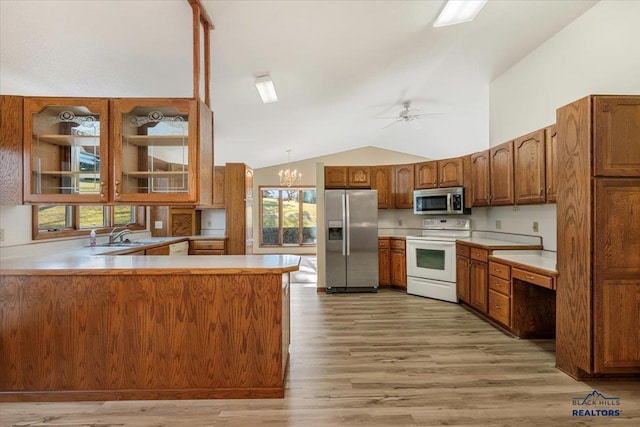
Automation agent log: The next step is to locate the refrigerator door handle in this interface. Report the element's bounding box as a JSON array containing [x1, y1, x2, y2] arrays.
[[342, 193, 347, 256], [345, 193, 350, 256]]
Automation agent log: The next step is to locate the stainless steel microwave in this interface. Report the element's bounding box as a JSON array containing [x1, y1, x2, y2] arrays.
[[413, 187, 469, 215]]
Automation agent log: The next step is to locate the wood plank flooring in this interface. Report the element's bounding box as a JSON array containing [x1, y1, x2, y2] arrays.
[[1, 285, 639, 426]]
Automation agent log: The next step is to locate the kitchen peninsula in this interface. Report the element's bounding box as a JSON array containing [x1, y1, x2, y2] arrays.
[[0, 253, 299, 402]]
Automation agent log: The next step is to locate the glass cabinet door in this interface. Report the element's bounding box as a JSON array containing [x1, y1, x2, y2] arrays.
[[111, 99, 197, 203], [24, 98, 109, 203]]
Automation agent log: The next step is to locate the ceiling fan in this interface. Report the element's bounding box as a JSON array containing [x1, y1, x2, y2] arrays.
[[379, 101, 441, 129]]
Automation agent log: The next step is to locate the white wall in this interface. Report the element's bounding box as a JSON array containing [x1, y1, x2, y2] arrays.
[[251, 146, 428, 254], [487, 0, 640, 251]]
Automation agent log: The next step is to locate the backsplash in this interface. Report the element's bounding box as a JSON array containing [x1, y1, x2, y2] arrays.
[[200, 209, 226, 237]]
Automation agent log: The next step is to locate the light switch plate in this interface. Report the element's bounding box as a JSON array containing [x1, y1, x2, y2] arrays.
[[0, 228, 4, 242], [154, 221, 163, 229], [495, 220, 502, 230], [533, 221, 539, 232]]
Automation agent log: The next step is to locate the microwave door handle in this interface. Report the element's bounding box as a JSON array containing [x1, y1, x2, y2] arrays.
[[447, 193, 452, 213], [342, 194, 347, 256]]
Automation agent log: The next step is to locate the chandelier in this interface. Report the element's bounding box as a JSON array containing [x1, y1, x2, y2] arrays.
[[278, 149, 302, 187]]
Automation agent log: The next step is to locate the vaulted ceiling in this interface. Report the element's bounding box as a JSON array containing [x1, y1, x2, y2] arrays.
[[1, 1, 598, 168]]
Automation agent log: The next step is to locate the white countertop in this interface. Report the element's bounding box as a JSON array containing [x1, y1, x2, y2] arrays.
[[490, 250, 558, 275], [456, 236, 542, 248], [0, 253, 301, 275]]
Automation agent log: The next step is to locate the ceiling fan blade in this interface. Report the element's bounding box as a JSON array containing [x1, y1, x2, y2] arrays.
[[381, 119, 403, 130]]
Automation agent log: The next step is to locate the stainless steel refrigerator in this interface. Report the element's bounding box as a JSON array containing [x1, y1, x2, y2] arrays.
[[325, 189, 379, 292]]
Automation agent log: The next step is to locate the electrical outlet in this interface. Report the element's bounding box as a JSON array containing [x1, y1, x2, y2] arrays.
[[207, 220, 212, 227], [398, 219, 403, 227], [154, 221, 163, 230], [495, 220, 502, 230], [533, 221, 539, 232], [0, 228, 4, 242], [513, 206, 520, 211]]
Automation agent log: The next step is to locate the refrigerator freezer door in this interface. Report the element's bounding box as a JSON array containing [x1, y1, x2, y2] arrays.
[[345, 190, 379, 289], [325, 190, 347, 288]]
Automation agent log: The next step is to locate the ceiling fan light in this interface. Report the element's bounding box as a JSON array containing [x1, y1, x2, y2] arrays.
[[434, 0, 487, 28], [255, 75, 278, 104]]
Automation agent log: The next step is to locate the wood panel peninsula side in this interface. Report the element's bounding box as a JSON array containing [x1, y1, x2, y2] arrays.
[[0, 254, 299, 402]]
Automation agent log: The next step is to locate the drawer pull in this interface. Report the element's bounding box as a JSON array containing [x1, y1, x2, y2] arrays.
[[494, 304, 501, 309], [525, 274, 535, 280], [494, 282, 501, 287], [494, 268, 502, 273]]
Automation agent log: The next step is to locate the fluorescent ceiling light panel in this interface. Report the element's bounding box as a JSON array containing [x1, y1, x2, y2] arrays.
[[434, 0, 487, 28], [255, 75, 278, 104]]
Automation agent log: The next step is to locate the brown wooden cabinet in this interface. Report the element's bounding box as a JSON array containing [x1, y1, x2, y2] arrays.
[[439, 157, 464, 187], [414, 160, 439, 189], [212, 165, 225, 208], [545, 124, 558, 203], [390, 238, 406, 289], [489, 141, 514, 205], [324, 166, 347, 188], [324, 166, 371, 188], [415, 157, 464, 189], [347, 166, 371, 187], [470, 150, 490, 206], [556, 94, 640, 378], [145, 244, 170, 255], [455, 244, 471, 303], [488, 261, 511, 327], [371, 166, 394, 209], [23, 97, 110, 204], [22, 97, 213, 205], [393, 164, 414, 209], [0, 96, 24, 205], [593, 96, 640, 176], [514, 130, 546, 204], [189, 238, 226, 255], [225, 163, 253, 255], [469, 247, 489, 313], [150, 206, 201, 237], [378, 238, 391, 285]]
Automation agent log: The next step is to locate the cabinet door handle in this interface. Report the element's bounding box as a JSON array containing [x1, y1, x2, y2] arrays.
[[525, 273, 535, 280], [540, 187, 544, 196]]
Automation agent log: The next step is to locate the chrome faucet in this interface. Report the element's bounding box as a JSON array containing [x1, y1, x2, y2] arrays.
[[108, 227, 132, 244]]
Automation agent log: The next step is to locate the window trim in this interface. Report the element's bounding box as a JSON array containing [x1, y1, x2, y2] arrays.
[[32, 205, 146, 241], [259, 186, 317, 248]]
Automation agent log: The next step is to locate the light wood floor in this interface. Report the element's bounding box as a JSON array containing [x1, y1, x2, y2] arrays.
[[1, 285, 639, 426]]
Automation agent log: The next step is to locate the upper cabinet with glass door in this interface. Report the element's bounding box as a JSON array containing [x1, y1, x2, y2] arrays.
[[110, 99, 199, 204], [24, 98, 110, 203]]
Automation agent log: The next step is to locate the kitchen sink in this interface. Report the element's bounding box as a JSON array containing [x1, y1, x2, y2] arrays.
[[91, 241, 147, 248]]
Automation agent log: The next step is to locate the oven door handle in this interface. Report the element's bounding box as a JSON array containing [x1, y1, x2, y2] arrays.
[[407, 240, 456, 246]]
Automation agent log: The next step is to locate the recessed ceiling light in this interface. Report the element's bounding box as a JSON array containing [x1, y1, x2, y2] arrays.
[[434, 0, 487, 28], [255, 75, 278, 104]]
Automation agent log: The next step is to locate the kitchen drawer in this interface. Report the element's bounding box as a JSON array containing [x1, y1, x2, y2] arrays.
[[456, 244, 470, 257], [488, 261, 510, 280], [191, 249, 225, 256], [191, 240, 226, 251], [378, 238, 390, 249], [470, 248, 488, 262], [512, 268, 554, 290], [489, 290, 510, 326], [390, 238, 405, 250], [489, 275, 511, 296]]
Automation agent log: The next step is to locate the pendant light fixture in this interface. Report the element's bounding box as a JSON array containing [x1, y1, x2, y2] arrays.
[[278, 149, 301, 187]]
